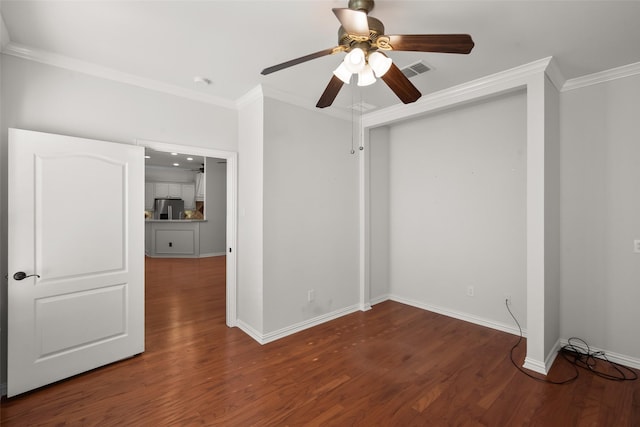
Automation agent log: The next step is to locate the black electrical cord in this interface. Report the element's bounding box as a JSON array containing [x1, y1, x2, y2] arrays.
[[559, 337, 637, 381], [506, 299, 578, 384], [505, 299, 638, 384]]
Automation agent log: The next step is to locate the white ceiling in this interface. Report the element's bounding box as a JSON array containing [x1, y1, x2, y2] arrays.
[[2, 1, 640, 112]]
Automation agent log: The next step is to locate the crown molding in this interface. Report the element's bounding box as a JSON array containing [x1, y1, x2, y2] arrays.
[[235, 85, 264, 110], [363, 57, 554, 128], [544, 56, 566, 91], [258, 84, 352, 121], [562, 61, 640, 92], [1, 41, 237, 110]]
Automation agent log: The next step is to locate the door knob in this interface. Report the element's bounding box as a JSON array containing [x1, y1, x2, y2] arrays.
[[13, 272, 40, 281]]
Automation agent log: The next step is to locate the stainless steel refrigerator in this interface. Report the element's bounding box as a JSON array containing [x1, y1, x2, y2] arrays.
[[153, 198, 184, 220]]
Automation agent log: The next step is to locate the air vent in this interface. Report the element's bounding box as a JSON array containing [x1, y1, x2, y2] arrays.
[[400, 61, 432, 78], [349, 101, 377, 112]]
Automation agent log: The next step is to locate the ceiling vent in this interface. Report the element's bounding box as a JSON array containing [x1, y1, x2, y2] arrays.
[[349, 101, 378, 112], [400, 61, 432, 78]]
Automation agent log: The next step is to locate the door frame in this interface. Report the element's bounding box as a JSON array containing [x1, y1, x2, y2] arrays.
[[137, 139, 237, 327]]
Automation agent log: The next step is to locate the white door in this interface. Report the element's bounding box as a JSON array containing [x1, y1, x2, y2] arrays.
[[7, 128, 145, 397]]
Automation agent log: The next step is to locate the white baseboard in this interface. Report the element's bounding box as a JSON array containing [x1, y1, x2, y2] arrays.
[[523, 357, 548, 375], [369, 293, 390, 306], [388, 294, 525, 337], [559, 338, 640, 370], [522, 339, 561, 375], [236, 304, 361, 345], [200, 252, 226, 258], [235, 320, 265, 345]]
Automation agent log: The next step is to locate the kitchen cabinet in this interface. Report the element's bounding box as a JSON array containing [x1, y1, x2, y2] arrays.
[[195, 172, 205, 201], [145, 182, 155, 210], [145, 220, 201, 258], [182, 183, 196, 210], [154, 182, 181, 198]]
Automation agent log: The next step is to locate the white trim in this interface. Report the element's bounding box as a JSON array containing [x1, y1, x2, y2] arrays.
[[369, 294, 390, 306], [388, 295, 525, 337], [544, 57, 566, 92], [236, 85, 264, 110], [523, 357, 548, 375], [559, 339, 640, 371], [199, 252, 226, 258], [259, 85, 351, 121], [2, 42, 237, 110], [238, 304, 361, 345], [135, 139, 238, 328], [544, 339, 562, 374], [235, 320, 264, 344], [362, 57, 552, 128], [562, 61, 640, 92]]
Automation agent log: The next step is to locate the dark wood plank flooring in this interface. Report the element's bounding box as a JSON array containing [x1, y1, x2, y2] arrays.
[[2, 256, 639, 425]]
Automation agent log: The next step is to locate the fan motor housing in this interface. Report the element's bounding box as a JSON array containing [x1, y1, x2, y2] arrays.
[[348, 0, 374, 13]]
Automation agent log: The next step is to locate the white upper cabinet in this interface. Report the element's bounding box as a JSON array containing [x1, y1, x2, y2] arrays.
[[154, 182, 181, 198], [145, 182, 155, 210], [195, 172, 205, 201], [182, 183, 196, 210]]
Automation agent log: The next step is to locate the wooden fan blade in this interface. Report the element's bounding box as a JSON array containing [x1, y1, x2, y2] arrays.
[[316, 75, 344, 108], [381, 63, 421, 104], [333, 8, 369, 37], [387, 34, 475, 54], [261, 47, 337, 75]]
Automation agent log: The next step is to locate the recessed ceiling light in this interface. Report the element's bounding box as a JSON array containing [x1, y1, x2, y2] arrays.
[[187, 157, 193, 161], [144, 155, 150, 159], [173, 163, 180, 167], [170, 152, 178, 156]]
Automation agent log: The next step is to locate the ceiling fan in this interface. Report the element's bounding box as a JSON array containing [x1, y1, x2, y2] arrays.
[[261, 0, 474, 109]]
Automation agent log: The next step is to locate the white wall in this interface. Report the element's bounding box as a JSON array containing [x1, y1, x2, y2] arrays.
[[0, 54, 238, 386], [369, 126, 390, 302], [200, 159, 227, 256], [262, 97, 358, 334], [385, 91, 527, 328], [560, 73, 640, 360], [237, 93, 264, 334]]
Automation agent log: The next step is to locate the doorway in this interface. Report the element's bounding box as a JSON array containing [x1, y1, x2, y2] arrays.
[[137, 139, 237, 327]]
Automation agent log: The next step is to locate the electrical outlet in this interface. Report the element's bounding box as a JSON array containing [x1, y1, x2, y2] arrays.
[[466, 286, 474, 297], [308, 289, 315, 302], [634, 240, 640, 253], [504, 294, 512, 306]]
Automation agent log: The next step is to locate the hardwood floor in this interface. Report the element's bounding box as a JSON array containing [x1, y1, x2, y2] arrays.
[[2, 256, 639, 426]]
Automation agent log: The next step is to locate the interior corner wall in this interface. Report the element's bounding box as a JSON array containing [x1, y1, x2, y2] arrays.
[[368, 126, 391, 302], [560, 72, 640, 361], [543, 76, 561, 357], [237, 94, 264, 334], [0, 54, 239, 385], [262, 97, 359, 334], [386, 91, 527, 328]]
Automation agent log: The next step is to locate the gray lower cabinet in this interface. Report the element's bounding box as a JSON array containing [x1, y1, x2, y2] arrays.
[[145, 221, 201, 258]]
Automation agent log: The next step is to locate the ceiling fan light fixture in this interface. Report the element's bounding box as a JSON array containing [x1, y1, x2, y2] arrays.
[[344, 47, 366, 73], [368, 51, 392, 77], [333, 62, 353, 84], [357, 64, 376, 86]]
